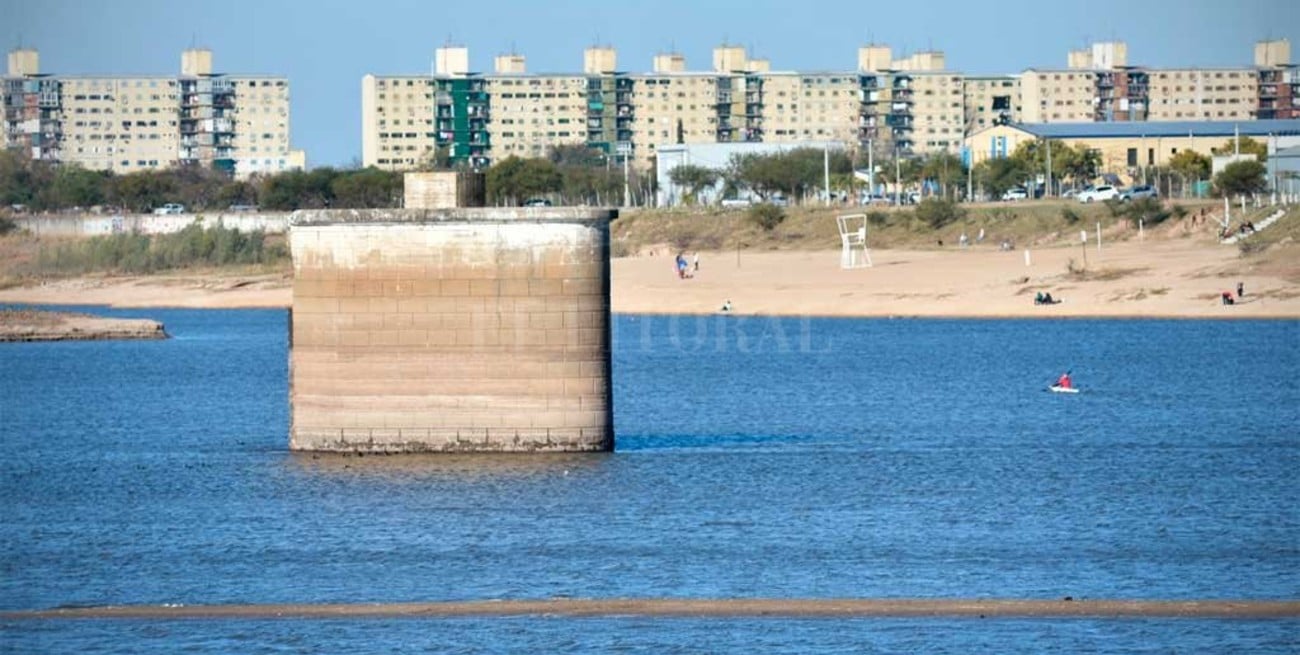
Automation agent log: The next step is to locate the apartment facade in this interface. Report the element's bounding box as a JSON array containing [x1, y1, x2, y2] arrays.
[[2, 48, 301, 178], [359, 39, 1298, 172]]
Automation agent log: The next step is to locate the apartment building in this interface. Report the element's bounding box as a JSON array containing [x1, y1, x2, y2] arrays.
[[1020, 39, 1297, 125], [963, 75, 1021, 132], [360, 39, 1298, 171], [2, 48, 301, 178]]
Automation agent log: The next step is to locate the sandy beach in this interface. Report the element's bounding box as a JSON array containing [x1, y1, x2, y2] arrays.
[[1, 237, 1294, 318]]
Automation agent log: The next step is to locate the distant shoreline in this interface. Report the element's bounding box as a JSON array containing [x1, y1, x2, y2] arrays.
[[1, 241, 1297, 319]]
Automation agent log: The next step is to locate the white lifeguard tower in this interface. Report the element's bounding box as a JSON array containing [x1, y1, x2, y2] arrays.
[[836, 213, 872, 269]]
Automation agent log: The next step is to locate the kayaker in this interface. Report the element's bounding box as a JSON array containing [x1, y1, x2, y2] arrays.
[[1056, 372, 1072, 389]]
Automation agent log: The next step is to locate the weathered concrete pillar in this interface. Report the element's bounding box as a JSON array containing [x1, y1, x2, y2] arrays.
[[287, 208, 615, 453]]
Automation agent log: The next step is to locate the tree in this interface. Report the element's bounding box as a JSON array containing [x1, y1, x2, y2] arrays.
[[668, 164, 720, 205], [1214, 160, 1268, 196], [109, 170, 178, 212], [39, 164, 110, 209], [547, 144, 605, 168], [916, 152, 966, 198], [1168, 150, 1211, 181], [1211, 136, 1267, 162], [331, 167, 402, 208], [1059, 145, 1101, 186], [485, 156, 561, 205], [0, 151, 37, 207], [972, 157, 1029, 198]]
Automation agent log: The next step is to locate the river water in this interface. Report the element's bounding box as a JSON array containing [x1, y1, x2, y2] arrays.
[[2, 309, 1297, 652]]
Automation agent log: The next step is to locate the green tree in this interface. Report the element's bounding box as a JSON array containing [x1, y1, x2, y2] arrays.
[[547, 144, 606, 168], [258, 168, 337, 210], [39, 164, 110, 209], [331, 167, 402, 208], [1168, 150, 1211, 181], [1214, 160, 1268, 196], [1059, 145, 1101, 186], [485, 156, 562, 205], [109, 170, 179, 212], [0, 150, 37, 207], [972, 157, 1030, 198], [215, 180, 260, 208], [668, 164, 720, 205], [916, 152, 966, 198], [1211, 136, 1267, 162], [559, 165, 621, 205]]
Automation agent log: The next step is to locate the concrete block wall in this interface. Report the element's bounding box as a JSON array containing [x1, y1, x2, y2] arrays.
[[403, 171, 486, 209], [288, 208, 615, 453], [15, 212, 290, 237]]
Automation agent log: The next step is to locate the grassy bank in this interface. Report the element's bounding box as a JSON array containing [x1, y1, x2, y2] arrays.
[[0, 223, 289, 285], [609, 198, 1225, 256]]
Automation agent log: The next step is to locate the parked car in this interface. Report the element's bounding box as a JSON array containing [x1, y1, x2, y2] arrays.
[[1001, 187, 1029, 201], [522, 198, 552, 207], [1076, 185, 1119, 203], [1120, 185, 1158, 202], [153, 203, 186, 215], [720, 198, 752, 208], [228, 204, 260, 212]]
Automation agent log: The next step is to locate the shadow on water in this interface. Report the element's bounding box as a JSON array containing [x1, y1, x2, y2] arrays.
[[283, 451, 614, 481]]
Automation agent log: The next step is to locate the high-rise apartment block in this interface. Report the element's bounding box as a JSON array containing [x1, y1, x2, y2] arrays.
[[2, 48, 303, 178], [361, 38, 1297, 171]]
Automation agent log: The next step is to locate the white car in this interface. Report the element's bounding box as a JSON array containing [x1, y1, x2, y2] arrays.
[[1076, 186, 1119, 203], [1001, 187, 1028, 201], [153, 203, 186, 215]]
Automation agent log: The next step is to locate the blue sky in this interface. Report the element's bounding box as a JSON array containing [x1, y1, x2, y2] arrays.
[[6, 0, 1298, 167]]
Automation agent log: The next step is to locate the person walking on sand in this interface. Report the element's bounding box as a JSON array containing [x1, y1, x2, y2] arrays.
[[1237, 281, 1245, 299], [693, 252, 700, 274]]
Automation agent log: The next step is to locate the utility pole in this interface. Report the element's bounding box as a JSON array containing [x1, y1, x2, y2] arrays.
[[1045, 138, 1053, 198], [823, 143, 831, 206], [867, 139, 874, 198], [893, 144, 901, 206]]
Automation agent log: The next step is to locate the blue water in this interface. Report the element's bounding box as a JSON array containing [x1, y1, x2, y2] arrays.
[[2, 309, 1298, 652]]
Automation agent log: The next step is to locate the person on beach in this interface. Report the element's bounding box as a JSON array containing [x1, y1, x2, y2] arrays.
[[720, 299, 732, 313], [1237, 281, 1245, 299], [693, 253, 700, 274], [1056, 372, 1072, 389]]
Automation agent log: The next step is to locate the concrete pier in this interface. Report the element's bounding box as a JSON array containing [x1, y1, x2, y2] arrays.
[[288, 208, 614, 453]]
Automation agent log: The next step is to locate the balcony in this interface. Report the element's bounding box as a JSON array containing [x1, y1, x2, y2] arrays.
[[716, 92, 733, 104]]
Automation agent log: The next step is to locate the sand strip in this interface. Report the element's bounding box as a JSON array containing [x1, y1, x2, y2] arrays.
[[5, 598, 1298, 620]]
